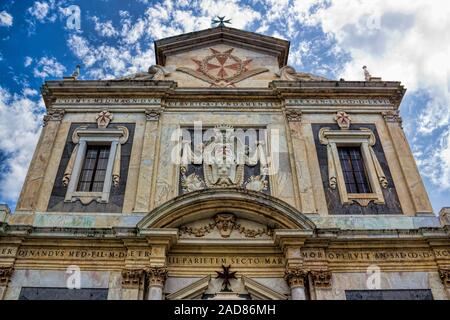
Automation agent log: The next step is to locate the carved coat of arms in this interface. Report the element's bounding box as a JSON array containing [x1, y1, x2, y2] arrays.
[[177, 48, 268, 87]]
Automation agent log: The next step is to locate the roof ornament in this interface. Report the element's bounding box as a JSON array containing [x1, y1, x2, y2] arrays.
[[63, 64, 80, 80], [212, 16, 231, 27], [362, 65, 381, 82]]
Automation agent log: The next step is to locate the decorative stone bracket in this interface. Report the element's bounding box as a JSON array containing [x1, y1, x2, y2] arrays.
[[43, 109, 65, 127]]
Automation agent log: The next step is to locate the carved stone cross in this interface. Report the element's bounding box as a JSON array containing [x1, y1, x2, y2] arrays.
[[215, 264, 237, 292]]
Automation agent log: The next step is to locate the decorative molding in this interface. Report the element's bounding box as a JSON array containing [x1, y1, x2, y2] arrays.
[[96, 110, 113, 128], [146, 267, 168, 287], [178, 213, 274, 239], [310, 270, 332, 288], [121, 268, 145, 289], [284, 267, 308, 288], [285, 109, 302, 122], [43, 109, 65, 126], [0, 266, 13, 286], [242, 276, 287, 300], [166, 275, 211, 300], [438, 268, 450, 287], [145, 109, 161, 121], [335, 111, 351, 130]]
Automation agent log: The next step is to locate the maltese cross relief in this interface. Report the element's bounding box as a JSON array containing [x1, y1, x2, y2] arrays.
[[177, 48, 269, 87]]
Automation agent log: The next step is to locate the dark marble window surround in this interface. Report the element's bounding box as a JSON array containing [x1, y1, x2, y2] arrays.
[[312, 123, 402, 215], [47, 123, 135, 213]]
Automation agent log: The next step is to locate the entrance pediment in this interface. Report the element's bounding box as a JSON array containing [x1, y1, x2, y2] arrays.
[[137, 188, 316, 231]]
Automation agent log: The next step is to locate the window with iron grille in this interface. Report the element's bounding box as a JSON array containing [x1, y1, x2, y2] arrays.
[[77, 145, 110, 192], [338, 147, 371, 194]]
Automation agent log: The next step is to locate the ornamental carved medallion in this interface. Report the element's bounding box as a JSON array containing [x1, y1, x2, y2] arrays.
[[177, 48, 269, 87]]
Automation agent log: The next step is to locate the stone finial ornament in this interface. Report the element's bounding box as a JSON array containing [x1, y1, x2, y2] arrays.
[[96, 110, 113, 128], [363, 65, 371, 81], [276, 65, 328, 81], [335, 111, 351, 130], [211, 16, 232, 27]]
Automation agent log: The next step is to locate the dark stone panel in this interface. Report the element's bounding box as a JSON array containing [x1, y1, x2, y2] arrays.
[[47, 123, 135, 213], [19, 287, 108, 300], [312, 124, 402, 215], [345, 289, 433, 300]]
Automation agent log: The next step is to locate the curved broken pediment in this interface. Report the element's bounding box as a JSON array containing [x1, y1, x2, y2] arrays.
[[137, 188, 316, 231]]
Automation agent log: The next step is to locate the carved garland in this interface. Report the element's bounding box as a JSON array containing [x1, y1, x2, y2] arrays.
[[178, 213, 274, 238]]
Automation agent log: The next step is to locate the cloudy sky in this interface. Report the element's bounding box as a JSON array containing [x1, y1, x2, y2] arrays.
[[0, 0, 449, 213]]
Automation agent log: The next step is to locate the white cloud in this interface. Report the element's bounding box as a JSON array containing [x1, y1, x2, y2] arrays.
[[0, 87, 45, 204], [28, 1, 50, 21], [0, 10, 13, 27], [33, 56, 66, 79], [301, 0, 450, 192], [23, 88, 39, 96], [24, 56, 33, 67], [92, 17, 118, 37]]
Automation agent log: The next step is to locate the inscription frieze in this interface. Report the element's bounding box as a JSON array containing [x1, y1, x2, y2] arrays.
[[286, 98, 391, 106], [167, 101, 281, 108], [167, 255, 284, 267], [54, 97, 161, 105], [302, 249, 436, 263], [14, 248, 151, 260]]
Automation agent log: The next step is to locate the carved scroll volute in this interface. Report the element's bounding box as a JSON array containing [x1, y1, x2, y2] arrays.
[[112, 143, 121, 187], [63, 144, 79, 187], [327, 144, 337, 189], [369, 147, 388, 189]]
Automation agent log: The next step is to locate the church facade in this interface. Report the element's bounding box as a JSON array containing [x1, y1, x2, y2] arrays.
[[0, 26, 449, 300]]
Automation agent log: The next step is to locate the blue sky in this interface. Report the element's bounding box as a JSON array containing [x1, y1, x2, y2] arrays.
[[0, 0, 449, 213]]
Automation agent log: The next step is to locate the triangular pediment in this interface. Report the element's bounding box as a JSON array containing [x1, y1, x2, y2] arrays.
[[154, 26, 290, 68]]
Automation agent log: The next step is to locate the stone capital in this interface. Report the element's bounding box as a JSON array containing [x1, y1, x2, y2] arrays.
[[284, 267, 308, 289], [285, 109, 302, 122], [145, 109, 161, 121], [382, 110, 403, 127], [438, 268, 450, 287], [0, 266, 14, 286], [43, 108, 65, 126], [146, 267, 168, 287], [121, 268, 145, 289], [310, 270, 332, 288]]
